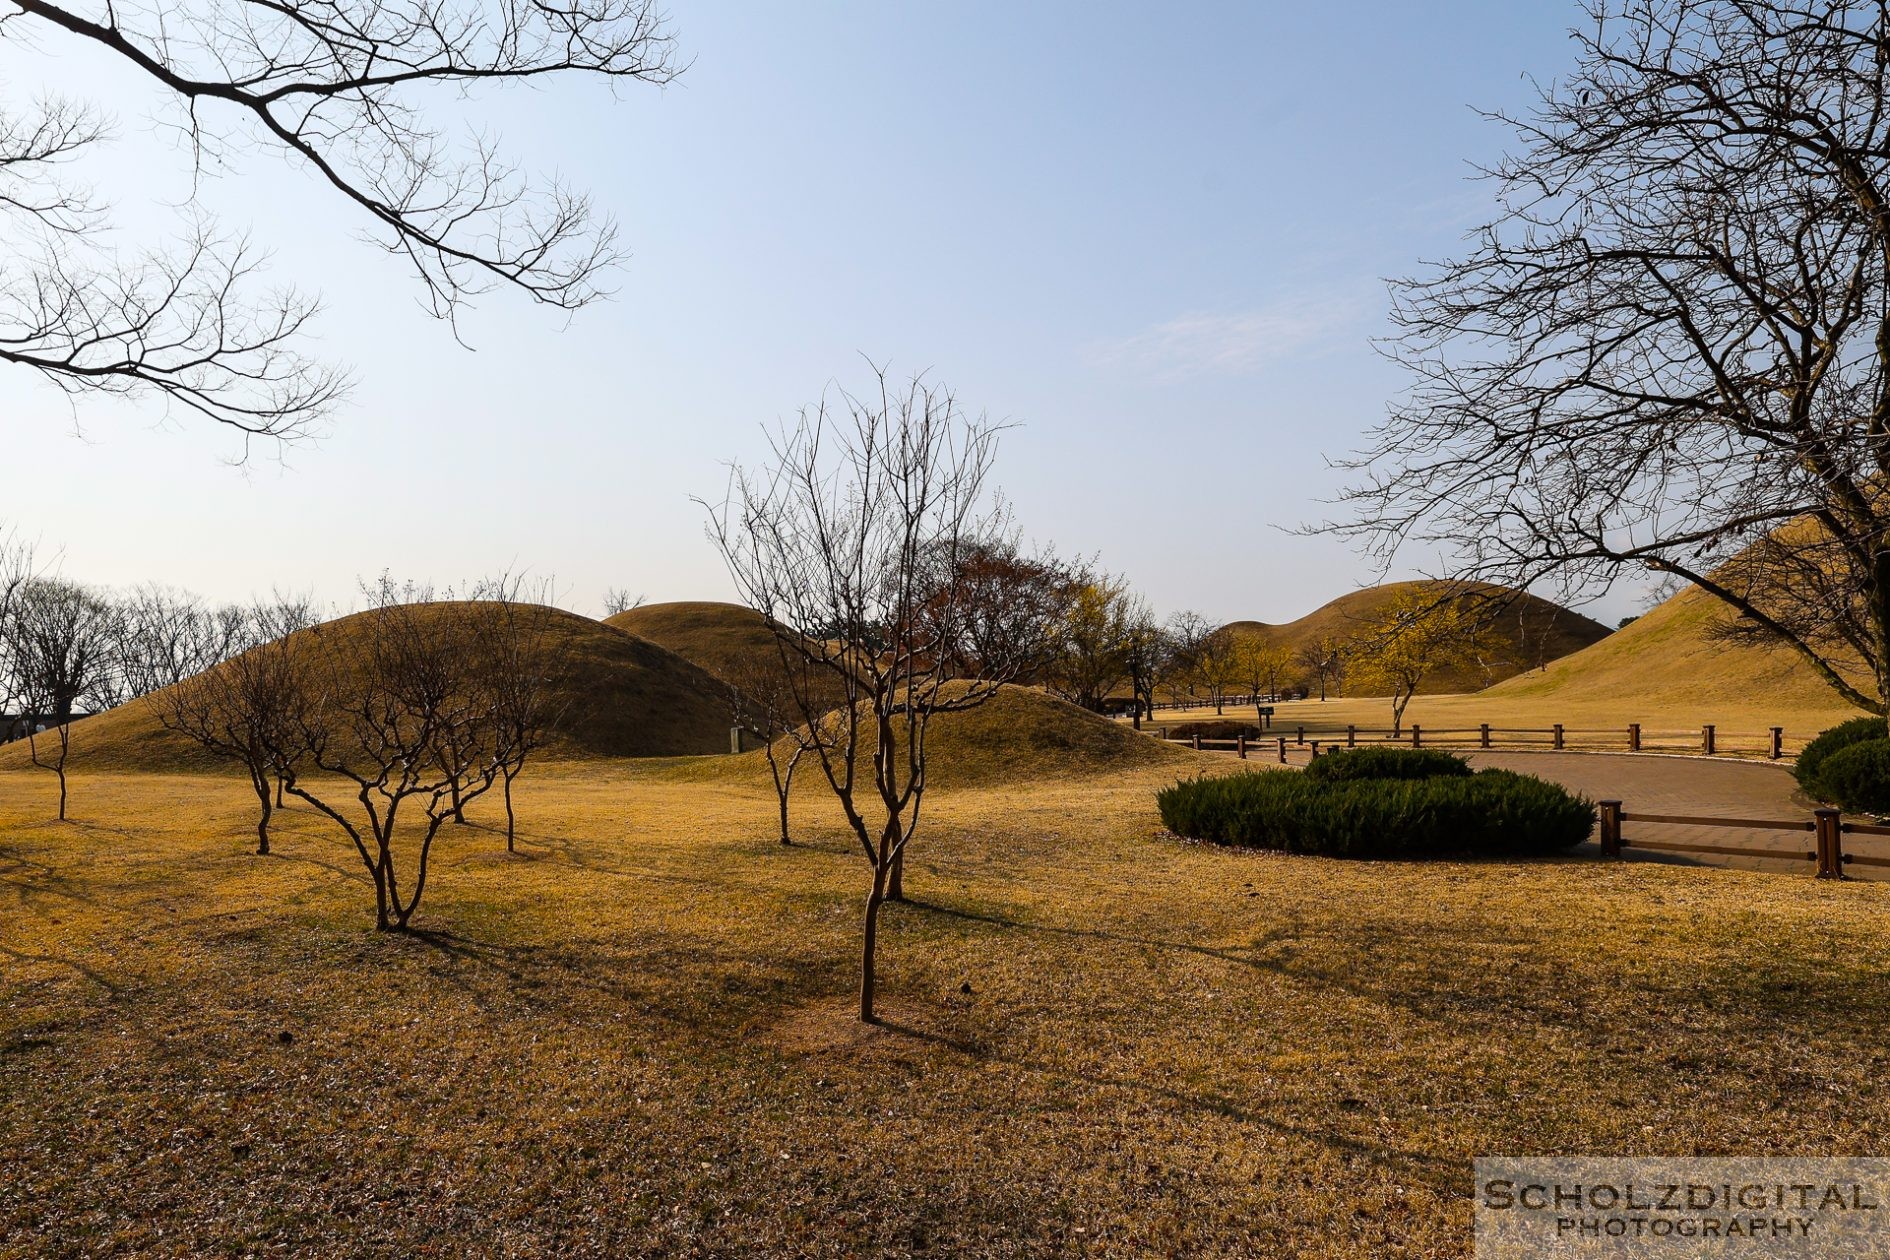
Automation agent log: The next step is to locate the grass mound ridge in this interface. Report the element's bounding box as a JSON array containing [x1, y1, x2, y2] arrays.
[[1222, 580, 1611, 696], [605, 601, 793, 685], [0, 602, 737, 773], [690, 683, 1197, 790]]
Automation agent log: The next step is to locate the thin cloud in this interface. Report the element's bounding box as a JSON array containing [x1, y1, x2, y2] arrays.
[[1092, 291, 1376, 380]]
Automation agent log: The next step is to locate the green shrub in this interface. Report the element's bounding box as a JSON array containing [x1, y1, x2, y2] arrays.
[[1813, 739, 1890, 814], [1156, 768, 1593, 859], [1795, 716, 1888, 798], [1304, 746, 1471, 783]]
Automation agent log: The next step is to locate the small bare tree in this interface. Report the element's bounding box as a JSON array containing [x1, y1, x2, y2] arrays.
[[600, 588, 645, 618], [280, 583, 508, 931], [469, 577, 574, 852], [704, 367, 1048, 1023], [4, 578, 120, 819], [154, 595, 317, 854], [724, 655, 817, 846], [1297, 635, 1345, 702]]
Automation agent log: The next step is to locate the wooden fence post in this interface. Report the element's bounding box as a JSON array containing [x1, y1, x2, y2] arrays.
[[1191, 732, 1201, 751], [1277, 737, 1287, 765], [1296, 725, 1305, 746], [1480, 723, 1490, 749], [1412, 724, 1422, 749], [1309, 741, 1320, 759], [1703, 724, 1716, 756], [1346, 725, 1356, 748], [1237, 733, 1247, 759], [1816, 809, 1844, 879], [1598, 800, 1622, 858], [1770, 727, 1783, 760], [1628, 722, 1641, 752], [1553, 723, 1564, 751]]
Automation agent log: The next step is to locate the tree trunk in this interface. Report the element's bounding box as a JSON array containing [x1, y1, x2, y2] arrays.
[[860, 880, 885, 1023], [275, 774, 285, 808], [776, 784, 792, 845], [504, 773, 517, 852], [250, 769, 273, 856], [887, 845, 905, 901]]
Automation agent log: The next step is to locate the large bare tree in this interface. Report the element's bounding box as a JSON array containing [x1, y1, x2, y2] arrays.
[[704, 368, 1050, 1024], [1338, 0, 1890, 724], [278, 583, 510, 930], [1, 0, 681, 444]]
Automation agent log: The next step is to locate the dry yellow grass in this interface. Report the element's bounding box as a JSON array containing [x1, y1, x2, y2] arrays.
[[6, 752, 1890, 1256]]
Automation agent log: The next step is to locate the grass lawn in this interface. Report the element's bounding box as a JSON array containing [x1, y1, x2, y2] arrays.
[[4, 759, 1889, 1257]]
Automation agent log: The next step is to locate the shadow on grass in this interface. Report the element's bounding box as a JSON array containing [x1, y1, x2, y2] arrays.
[[866, 1010, 1464, 1196]]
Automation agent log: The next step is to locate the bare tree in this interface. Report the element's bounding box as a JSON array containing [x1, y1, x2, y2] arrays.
[[1297, 635, 1345, 702], [154, 596, 316, 854], [1160, 610, 1214, 710], [1336, 0, 1890, 726], [116, 584, 245, 700], [469, 576, 573, 853], [1, 0, 682, 445], [279, 582, 508, 931], [601, 588, 645, 619], [724, 654, 822, 847], [4, 578, 120, 819], [704, 367, 1047, 1024]]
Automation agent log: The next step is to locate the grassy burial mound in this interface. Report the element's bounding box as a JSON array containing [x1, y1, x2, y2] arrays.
[[1482, 581, 1871, 721], [0, 603, 737, 774], [1224, 579, 1611, 695], [695, 683, 1201, 791], [605, 600, 796, 685]]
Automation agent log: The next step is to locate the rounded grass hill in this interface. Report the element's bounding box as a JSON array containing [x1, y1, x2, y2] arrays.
[[1224, 580, 1612, 695], [1, 603, 738, 774], [695, 683, 1199, 791], [605, 601, 789, 686]]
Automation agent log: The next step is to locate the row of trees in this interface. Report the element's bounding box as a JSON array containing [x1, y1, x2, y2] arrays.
[[0, 544, 570, 931]]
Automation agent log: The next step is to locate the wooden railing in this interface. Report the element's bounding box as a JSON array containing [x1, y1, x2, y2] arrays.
[[1595, 801, 1890, 878], [1153, 721, 1796, 760]]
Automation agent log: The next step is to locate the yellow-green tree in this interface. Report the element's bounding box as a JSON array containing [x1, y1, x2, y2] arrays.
[[1347, 591, 1482, 735], [1231, 634, 1297, 706]]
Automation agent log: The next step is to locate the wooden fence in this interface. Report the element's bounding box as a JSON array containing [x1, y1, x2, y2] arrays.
[[1155, 722, 1795, 760], [1595, 801, 1890, 879]]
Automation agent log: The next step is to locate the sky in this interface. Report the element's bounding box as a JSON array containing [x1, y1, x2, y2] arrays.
[[2, 1, 1645, 626]]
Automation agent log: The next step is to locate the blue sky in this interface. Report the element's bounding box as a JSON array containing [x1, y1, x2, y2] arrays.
[[4, 2, 1633, 624]]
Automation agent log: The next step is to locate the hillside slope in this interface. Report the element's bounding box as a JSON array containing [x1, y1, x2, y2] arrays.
[[1, 603, 737, 773], [1483, 582, 1869, 713]]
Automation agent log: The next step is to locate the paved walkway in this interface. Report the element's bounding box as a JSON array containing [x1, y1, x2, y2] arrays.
[[1464, 751, 1871, 879]]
